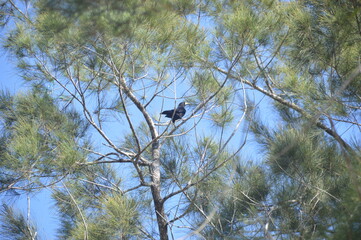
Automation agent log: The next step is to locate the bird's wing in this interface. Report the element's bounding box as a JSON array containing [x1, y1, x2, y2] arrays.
[[161, 110, 175, 118], [176, 108, 186, 117], [161, 110, 172, 115]]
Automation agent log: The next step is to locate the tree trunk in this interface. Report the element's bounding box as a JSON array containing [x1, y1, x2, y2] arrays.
[[150, 141, 168, 240]]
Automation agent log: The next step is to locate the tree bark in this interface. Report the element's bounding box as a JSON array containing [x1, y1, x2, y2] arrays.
[[150, 141, 168, 240], [115, 77, 168, 238]]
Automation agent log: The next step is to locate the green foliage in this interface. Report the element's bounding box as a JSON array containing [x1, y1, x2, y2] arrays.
[[53, 165, 139, 239], [0, 0, 361, 239], [0, 204, 38, 240], [161, 135, 191, 184], [262, 125, 356, 239], [332, 194, 361, 240], [268, 127, 323, 175], [0, 89, 88, 192], [122, 122, 152, 157], [210, 103, 235, 127], [284, 0, 361, 98], [5, 23, 34, 58], [191, 71, 233, 107], [0, 1, 13, 27], [70, 194, 140, 240], [194, 162, 269, 238]]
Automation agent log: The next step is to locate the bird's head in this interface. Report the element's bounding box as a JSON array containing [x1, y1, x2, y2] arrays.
[[179, 102, 189, 107]]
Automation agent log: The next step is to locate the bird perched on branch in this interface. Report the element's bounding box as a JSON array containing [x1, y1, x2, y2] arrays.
[[161, 102, 188, 123]]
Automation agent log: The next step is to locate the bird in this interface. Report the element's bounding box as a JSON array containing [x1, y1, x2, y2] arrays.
[[161, 102, 188, 123]]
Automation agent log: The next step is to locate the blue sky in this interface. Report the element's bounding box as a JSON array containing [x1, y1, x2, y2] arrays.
[[0, 53, 23, 93]]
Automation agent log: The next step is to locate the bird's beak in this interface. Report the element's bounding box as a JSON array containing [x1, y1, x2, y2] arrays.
[[184, 102, 190, 105]]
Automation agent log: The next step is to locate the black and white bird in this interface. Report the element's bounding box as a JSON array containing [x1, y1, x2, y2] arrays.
[[161, 102, 188, 123]]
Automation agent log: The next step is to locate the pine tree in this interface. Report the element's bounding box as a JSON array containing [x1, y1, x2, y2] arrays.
[[0, 0, 360, 239]]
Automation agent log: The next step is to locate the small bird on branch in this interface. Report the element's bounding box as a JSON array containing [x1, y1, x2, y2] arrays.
[[161, 102, 188, 123]]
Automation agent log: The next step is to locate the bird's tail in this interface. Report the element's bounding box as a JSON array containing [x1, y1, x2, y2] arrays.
[[161, 110, 172, 115]]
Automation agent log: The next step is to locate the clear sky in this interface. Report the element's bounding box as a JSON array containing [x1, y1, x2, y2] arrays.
[[0, 52, 23, 92]]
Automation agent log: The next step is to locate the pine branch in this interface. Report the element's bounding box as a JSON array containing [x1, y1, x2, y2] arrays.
[[212, 65, 352, 151]]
